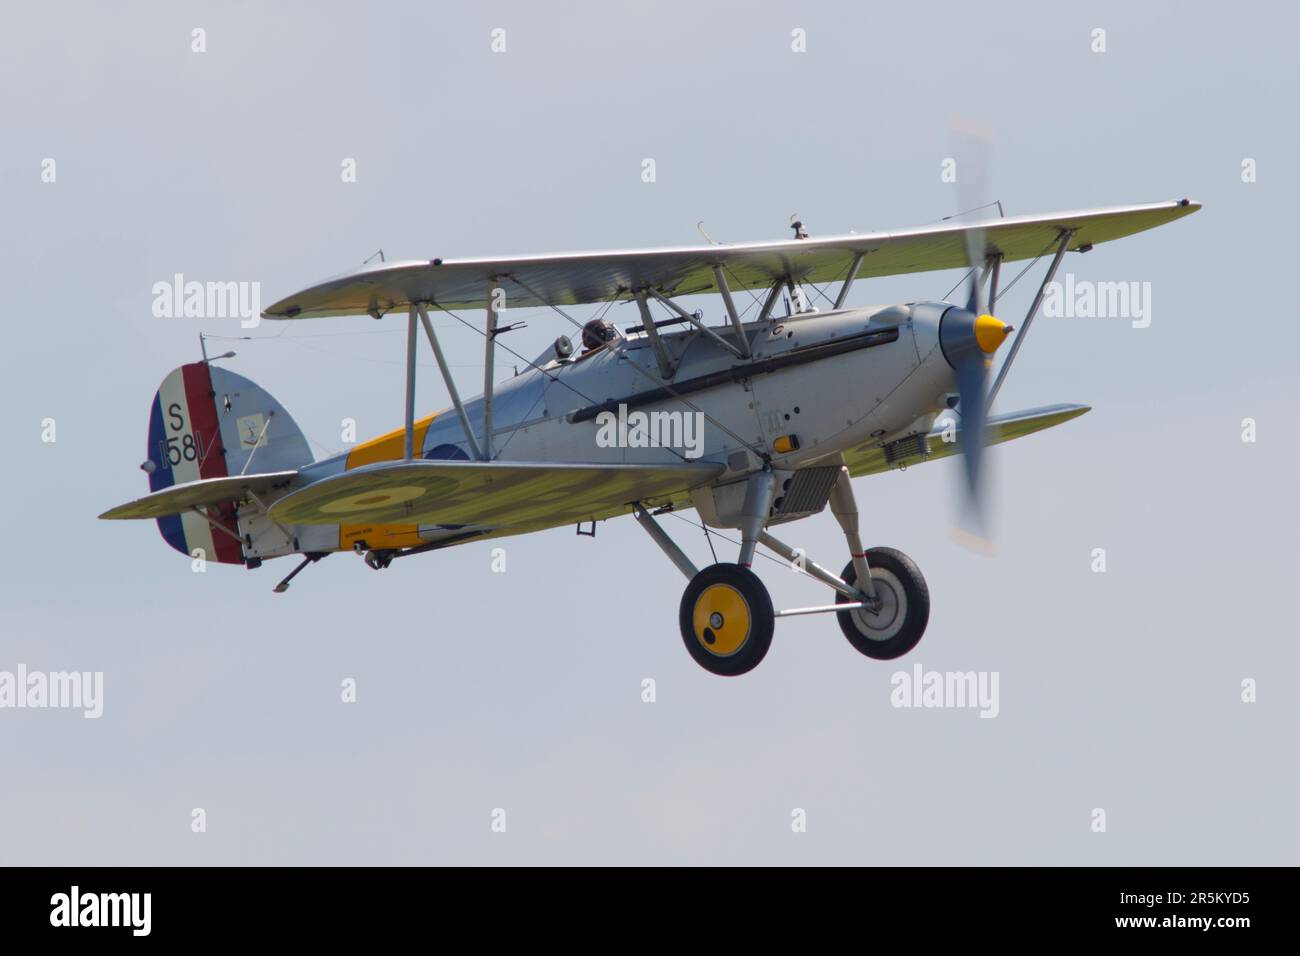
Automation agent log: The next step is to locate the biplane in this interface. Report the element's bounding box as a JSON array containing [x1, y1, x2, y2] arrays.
[[101, 198, 1200, 675]]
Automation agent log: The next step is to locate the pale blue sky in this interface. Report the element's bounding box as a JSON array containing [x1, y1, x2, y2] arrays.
[[1, 0, 1296, 864]]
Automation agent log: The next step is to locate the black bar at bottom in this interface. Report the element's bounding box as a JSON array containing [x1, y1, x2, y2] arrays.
[[0, 866, 1282, 942]]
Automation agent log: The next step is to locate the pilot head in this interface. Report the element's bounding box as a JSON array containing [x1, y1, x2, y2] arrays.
[[581, 318, 617, 352]]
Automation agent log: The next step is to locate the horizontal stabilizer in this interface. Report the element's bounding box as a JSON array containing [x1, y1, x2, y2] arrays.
[[99, 471, 300, 520], [267, 459, 725, 528]]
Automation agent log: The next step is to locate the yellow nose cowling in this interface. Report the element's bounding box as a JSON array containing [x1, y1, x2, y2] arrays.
[[973, 314, 1012, 354]]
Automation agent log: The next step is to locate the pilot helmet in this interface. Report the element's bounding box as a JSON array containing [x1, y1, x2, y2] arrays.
[[581, 318, 617, 351]]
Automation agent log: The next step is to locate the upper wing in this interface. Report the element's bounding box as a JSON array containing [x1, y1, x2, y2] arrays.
[[99, 471, 300, 519], [266, 459, 725, 528], [263, 200, 1200, 318], [845, 404, 1091, 478]]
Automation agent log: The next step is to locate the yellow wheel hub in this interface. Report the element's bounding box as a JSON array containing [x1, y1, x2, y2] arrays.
[[692, 583, 751, 657]]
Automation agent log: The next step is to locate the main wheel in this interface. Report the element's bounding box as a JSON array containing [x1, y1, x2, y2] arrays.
[[679, 563, 775, 677], [835, 548, 929, 660]]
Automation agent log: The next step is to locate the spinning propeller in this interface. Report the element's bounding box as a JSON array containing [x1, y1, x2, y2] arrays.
[[939, 123, 1014, 549]]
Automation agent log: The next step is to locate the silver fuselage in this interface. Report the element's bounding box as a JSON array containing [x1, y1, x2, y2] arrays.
[[280, 301, 957, 551]]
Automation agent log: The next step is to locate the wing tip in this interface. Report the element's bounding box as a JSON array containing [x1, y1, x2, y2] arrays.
[[98, 505, 141, 520]]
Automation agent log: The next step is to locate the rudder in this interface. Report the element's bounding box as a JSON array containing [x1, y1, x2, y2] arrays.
[[144, 362, 312, 564]]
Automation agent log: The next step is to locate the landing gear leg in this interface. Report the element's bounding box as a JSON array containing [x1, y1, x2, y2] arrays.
[[675, 470, 778, 676], [736, 468, 776, 568], [635, 474, 779, 678], [827, 468, 930, 658], [829, 466, 878, 605]]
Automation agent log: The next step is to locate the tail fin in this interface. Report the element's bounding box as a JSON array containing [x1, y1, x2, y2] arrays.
[[144, 362, 312, 563]]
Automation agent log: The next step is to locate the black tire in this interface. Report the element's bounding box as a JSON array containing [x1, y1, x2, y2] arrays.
[[835, 548, 929, 660], [679, 563, 775, 677]]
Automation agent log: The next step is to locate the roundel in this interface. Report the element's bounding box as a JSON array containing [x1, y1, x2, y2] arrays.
[[316, 485, 429, 515]]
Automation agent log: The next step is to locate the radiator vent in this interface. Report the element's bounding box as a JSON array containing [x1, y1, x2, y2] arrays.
[[883, 433, 930, 467], [770, 466, 840, 522]]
